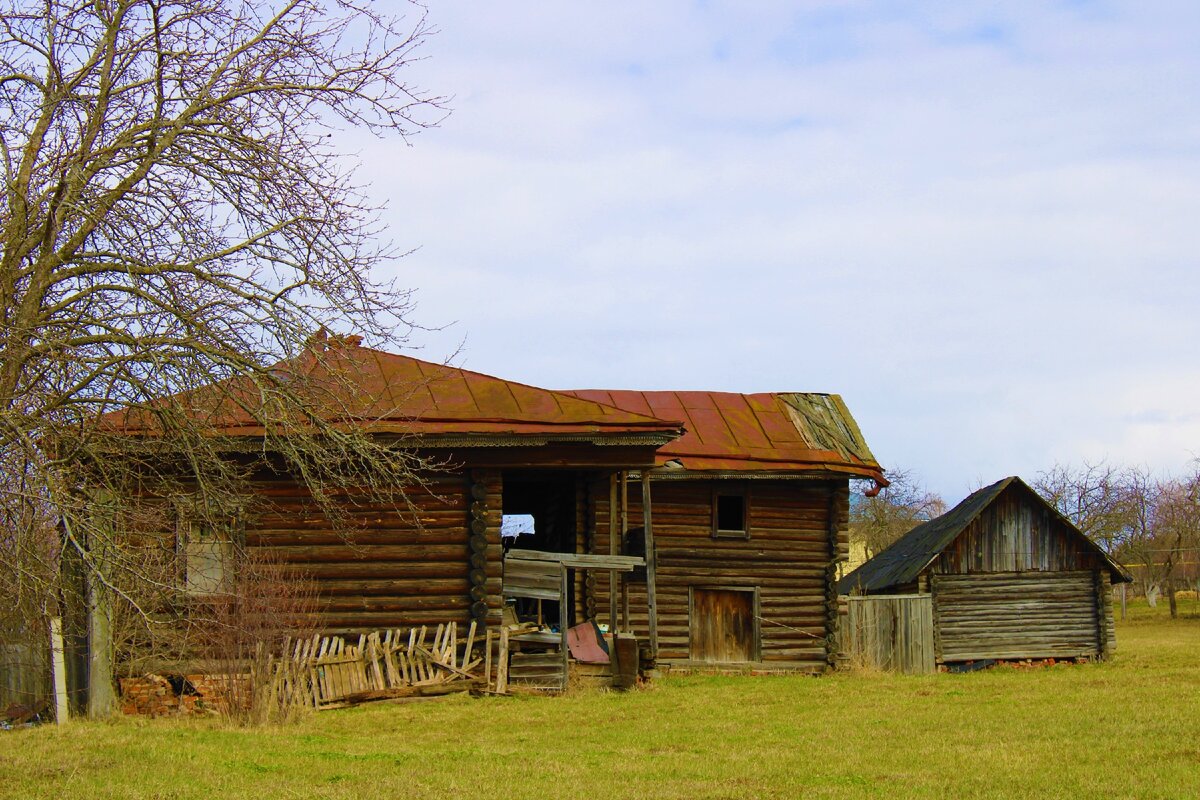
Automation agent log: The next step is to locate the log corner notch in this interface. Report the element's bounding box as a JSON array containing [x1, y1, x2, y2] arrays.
[[467, 471, 490, 630], [824, 481, 849, 670]]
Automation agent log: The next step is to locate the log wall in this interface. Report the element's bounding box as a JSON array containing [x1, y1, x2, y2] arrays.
[[244, 469, 503, 634], [931, 570, 1108, 662], [591, 478, 848, 670]]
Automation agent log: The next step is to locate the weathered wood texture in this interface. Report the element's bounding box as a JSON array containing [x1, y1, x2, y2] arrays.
[[591, 479, 847, 668], [930, 484, 1112, 575], [0, 642, 49, 710], [245, 470, 503, 633], [690, 588, 757, 662], [841, 595, 935, 674], [932, 571, 1107, 662]]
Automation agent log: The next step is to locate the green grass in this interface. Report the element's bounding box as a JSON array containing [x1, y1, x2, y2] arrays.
[[2, 601, 1198, 800]]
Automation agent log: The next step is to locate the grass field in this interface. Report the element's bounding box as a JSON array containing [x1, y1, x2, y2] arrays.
[[2, 598, 1197, 800]]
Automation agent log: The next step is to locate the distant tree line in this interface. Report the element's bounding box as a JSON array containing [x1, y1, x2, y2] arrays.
[[1033, 461, 1199, 618]]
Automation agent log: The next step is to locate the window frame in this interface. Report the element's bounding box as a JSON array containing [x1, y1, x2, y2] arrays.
[[711, 486, 751, 539], [174, 499, 244, 598]]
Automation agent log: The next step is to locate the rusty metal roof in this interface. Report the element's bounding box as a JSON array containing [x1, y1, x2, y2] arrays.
[[105, 343, 684, 442], [565, 389, 882, 479]]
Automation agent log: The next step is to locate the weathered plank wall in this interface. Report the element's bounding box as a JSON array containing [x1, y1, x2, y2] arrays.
[[842, 594, 935, 674], [590, 478, 847, 670], [245, 470, 503, 634], [932, 570, 1104, 662], [0, 642, 49, 710], [931, 485, 1110, 575]]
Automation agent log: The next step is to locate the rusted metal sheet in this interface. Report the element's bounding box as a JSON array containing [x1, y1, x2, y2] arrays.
[[105, 344, 685, 442], [566, 389, 883, 480]]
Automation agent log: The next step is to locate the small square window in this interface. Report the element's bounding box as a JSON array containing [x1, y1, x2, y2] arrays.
[[713, 491, 749, 538]]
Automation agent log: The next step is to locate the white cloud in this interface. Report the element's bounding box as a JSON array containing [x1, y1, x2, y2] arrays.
[[346, 1, 1200, 499]]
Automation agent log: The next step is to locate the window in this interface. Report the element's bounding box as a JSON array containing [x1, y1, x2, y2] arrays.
[[712, 489, 749, 538], [176, 503, 241, 597]]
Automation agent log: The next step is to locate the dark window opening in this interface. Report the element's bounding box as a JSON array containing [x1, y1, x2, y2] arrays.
[[623, 527, 647, 583], [714, 493, 748, 537]]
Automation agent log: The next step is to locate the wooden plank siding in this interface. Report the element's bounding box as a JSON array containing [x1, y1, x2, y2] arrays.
[[244, 470, 504, 634], [930, 485, 1111, 575], [590, 478, 848, 671], [843, 595, 935, 674]]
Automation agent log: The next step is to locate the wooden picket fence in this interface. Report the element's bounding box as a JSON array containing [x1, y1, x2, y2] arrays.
[[270, 621, 483, 709]]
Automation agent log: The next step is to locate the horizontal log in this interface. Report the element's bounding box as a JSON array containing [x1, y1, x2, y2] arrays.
[[247, 529, 471, 547], [318, 594, 472, 611], [509, 654, 565, 667], [652, 575, 827, 588], [503, 587, 559, 601], [313, 610, 476, 628], [941, 647, 1098, 661], [658, 547, 829, 563], [264, 544, 476, 563], [318, 578, 470, 596], [295, 562, 474, 580], [335, 680, 484, 706], [655, 537, 827, 553], [503, 575, 562, 593], [936, 617, 1097, 631]]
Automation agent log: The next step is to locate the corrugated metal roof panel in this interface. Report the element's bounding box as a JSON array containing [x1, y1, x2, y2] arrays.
[[105, 345, 685, 440], [566, 389, 882, 478]]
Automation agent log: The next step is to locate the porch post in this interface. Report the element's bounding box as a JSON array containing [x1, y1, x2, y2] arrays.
[[619, 471, 629, 630], [608, 473, 618, 633], [642, 471, 658, 661]]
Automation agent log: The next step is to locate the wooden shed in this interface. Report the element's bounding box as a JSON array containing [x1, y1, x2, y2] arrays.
[[839, 477, 1132, 665]]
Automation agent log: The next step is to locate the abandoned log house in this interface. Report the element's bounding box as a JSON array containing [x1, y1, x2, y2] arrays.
[[838, 476, 1132, 665], [101, 338, 885, 690]]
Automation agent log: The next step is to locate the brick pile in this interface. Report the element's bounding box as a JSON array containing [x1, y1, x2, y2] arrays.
[[119, 673, 244, 717]]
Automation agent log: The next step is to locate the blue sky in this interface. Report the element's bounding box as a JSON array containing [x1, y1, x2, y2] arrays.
[[346, 1, 1200, 501]]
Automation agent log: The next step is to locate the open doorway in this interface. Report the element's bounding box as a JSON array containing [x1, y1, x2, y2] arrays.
[[501, 471, 580, 628]]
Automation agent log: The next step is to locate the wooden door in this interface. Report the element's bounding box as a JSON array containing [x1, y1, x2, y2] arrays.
[[690, 588, 757, 663]]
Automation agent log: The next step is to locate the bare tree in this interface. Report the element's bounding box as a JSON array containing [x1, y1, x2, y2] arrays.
[[1121, 465, 1200, 618], [1038, 462, 1200, 617], [1033, 461, 1128, 554], [850, 468, 945, 560], [0, 0, 445, 712]]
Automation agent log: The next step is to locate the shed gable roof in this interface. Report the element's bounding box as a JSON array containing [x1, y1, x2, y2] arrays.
[[838, 476, 1132, 594]]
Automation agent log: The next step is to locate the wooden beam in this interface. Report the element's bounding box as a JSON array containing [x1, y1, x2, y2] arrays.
[[506, 549, 643, 570], [559, 564, 570, 691], [619, 471, 628, 631], [608, 473, 618, 632], [643, 471, 658, 661]]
